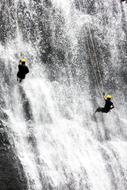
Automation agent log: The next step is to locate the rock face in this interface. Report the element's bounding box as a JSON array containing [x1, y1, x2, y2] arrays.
[[0, 122, 28, 190]]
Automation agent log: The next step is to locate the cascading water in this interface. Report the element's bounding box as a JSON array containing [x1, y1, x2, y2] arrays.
[[0, 0, 127, 189]]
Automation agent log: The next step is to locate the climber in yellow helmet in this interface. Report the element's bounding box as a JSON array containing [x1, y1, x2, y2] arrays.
[[17, 59, 29, 82], [95, 93, 114, 113]]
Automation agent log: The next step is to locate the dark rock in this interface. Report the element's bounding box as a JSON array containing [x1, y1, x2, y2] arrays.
[[0, 122, 28, 190]]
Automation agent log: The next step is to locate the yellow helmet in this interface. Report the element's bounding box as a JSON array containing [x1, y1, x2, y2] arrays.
[[106, 95, 112, 100], [20, 58, 26, 63]]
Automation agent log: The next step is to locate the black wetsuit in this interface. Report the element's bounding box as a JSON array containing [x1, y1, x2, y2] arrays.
[[96, 100, 114, 113], [17, 64, 29, 82]]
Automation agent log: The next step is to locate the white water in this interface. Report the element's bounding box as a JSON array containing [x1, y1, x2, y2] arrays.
[[1, 0, 127, 189]]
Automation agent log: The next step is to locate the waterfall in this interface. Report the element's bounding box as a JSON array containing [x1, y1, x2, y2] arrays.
[[0, 0, 127, 189]]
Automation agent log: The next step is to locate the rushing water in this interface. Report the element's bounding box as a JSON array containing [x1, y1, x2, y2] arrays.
[[0, 0, 127, 189]]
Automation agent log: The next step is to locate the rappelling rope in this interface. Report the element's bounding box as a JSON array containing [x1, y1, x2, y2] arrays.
[[86, 35, 103, 97], [87, 23, 104, 94], [80, 0, 105, 96]]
